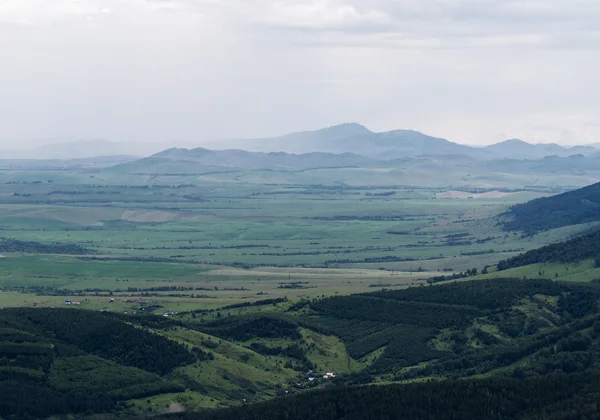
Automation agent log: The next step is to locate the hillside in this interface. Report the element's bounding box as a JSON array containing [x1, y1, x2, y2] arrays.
[[503, 181, 600, 233], [5, 278, 600, 418], [165, 372, 600, 420], [160, 277, 600, 419], [495, 229, 600, 271], [177, 278, 600, 384], [0, 308, 198, 418]]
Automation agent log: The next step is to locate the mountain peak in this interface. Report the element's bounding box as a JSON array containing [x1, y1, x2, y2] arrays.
[[306, 122, 372, 137], [494, 138, 530, 146]]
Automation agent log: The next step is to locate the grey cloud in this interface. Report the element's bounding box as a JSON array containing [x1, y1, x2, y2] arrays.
[[0, 0, 599, 147], [229, 0, 600, 49]]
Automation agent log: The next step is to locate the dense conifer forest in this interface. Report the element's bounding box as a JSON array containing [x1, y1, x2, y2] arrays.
[[0, 309, 202, 418], [497, 229, 600, 270], [5, 278, 600, 419], [503, 181, 600, 234], [163, 371, 600, 420]]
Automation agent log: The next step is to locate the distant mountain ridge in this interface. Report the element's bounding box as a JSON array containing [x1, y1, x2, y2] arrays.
[[208, 123, 599, 160], [107, 148, 379, 174], [4, 123, 599, 160], [486, 139, 598, 160]]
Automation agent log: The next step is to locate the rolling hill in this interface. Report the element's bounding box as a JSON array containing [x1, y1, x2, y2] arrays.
[[0, 308, 197, 418], [5, 277, 600, 418], [498, 229, 600, 269], [163, 277, 600, 419], [166, 371, 600, 420], [503, 181, 600, 233]]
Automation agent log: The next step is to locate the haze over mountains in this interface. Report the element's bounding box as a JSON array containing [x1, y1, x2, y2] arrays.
[[3, 123, 599, 161], [208, 123, 600, 160], [0, 140, 198, 160]]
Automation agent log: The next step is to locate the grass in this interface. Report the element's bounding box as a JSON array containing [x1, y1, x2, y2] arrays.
[[301, 328, 361, 373], [127, 391, 219, 416], [0, 168, 588, 317], [0, 255, 206, 279], [474, 258, 600, 283], [162, 327, 299, 404]]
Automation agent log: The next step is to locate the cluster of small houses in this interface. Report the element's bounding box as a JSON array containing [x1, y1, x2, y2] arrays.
[[305, 371, 335, 383], [290, 372, 336, 393], [64, 300, 81, 305]]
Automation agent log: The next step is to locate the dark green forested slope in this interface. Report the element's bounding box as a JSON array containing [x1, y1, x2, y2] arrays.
[[503, 181, 600, 233], [0, 308, 205, 419], [496, 229, 600, 270], [158, 279, 600, 420], [162, 372, 600, 420], [299, 279, 600, 378], [7, 278, 600, 419]]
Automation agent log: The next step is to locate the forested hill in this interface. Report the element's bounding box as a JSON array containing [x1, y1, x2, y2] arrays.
[[503, 181, 600, 234], [497, 229, 600, 270], [0, 308, 207, 419], [163, 371, 600, 420]]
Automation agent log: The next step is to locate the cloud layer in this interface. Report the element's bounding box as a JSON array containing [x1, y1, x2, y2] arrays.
[[1, 0, 599, 146]]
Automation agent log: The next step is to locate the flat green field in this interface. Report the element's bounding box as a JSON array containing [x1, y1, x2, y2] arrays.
[[0, 166, 585, 313]]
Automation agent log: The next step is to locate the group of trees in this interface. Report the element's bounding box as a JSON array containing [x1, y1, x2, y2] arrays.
[[1, 308, 204, 375], [0, 237, 91, 255], [503, 181, 600, 234], [497, 229, 600, 270], [372, 278, 576, 310], [249, 342, 315, 372], [0, 308, 192, 418], [427, 267, 479, 284], [164, 371, 600, 420], [397, 315, 600, 381], [300, 279, 600, 378], [303, 287, 487, 374], [197, 316, 302, 342]]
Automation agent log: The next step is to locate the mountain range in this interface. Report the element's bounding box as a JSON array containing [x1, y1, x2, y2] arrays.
[[3, 123, 599, 160], [207, 123, 599, 160]]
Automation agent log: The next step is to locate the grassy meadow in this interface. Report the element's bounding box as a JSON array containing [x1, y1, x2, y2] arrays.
[[0, 164, 590, 315]]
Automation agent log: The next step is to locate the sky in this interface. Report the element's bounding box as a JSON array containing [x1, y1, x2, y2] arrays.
[[1, 0, 600, 148]]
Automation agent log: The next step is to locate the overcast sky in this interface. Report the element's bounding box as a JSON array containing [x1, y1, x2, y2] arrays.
[[1, 0, 600, 148]]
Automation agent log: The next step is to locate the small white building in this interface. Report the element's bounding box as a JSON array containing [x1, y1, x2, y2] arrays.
[[323, 372, 335, 379]]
